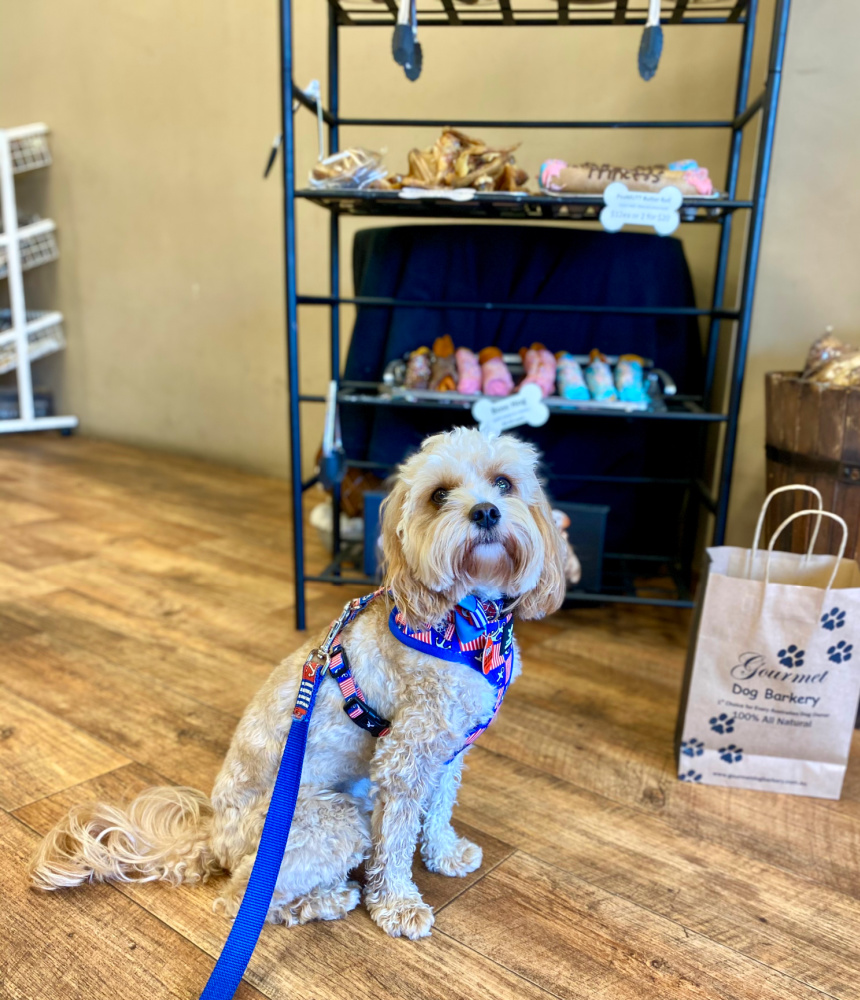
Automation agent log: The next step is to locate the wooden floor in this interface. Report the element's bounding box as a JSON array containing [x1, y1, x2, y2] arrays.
[[1, 435, 859, 1000]]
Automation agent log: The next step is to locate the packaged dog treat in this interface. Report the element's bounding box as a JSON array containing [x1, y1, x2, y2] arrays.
[[400, 128, 529, 193], [556, 352, 590, 400], [404, 346, 432, 389], [309, 148, 389, 190], [518, 343, 556, 398], [479, 346, 514, 397], [539, 158, 714, 197], [455, 347, 481, 395], [614, 354, 649, 403], [429, 335, 457, 391], [585, 349, 618, 402], [802, 328, 860, 386]]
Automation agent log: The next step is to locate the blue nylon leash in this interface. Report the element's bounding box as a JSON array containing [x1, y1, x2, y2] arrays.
[[198, 663, 323, 1000]]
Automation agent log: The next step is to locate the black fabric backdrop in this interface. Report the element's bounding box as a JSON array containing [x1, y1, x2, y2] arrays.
[[341, 225, 704, 553]]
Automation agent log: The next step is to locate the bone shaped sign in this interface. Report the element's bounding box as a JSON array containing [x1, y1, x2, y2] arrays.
[[472, 382, 550, 435], [599, 181, 682, 236]]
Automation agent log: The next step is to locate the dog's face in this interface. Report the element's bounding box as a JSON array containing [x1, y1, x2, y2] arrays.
[[380, 428, 568, 626]]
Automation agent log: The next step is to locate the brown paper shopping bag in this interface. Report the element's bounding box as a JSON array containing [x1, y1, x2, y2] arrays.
[[677, 485, 860, 799]]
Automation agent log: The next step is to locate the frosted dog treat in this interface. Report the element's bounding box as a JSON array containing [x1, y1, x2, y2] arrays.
[[556, 352, 590, 400], [614, 354, 649, 403], [519, 343, 556, 397], [584, 349, 618, 402], [479, 347, 514, 397], [539, 158, 714, 197], [405, 347, 432, 389], [429, 335, 457, 392], [455, 347, 481, 395]]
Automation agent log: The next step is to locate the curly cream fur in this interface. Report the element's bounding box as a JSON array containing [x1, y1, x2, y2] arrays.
[[31, 429, 567, 939]]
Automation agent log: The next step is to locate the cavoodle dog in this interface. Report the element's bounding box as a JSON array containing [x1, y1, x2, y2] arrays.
[[31, 428, 568, 940]]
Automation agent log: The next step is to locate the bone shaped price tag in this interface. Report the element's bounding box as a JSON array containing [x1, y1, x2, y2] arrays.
[[599, 181, 682, 236], [471, 382, 550, 435]]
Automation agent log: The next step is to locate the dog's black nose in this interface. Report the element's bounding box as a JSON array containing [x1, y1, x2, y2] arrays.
[[469, 502, 501, 529]]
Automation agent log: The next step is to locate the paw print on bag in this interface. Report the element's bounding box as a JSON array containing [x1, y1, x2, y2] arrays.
[[680, 738, 704, 758], [719, 744, 743, 763], [678, 769, 703, 783], [821, 607, 847, 631], [828, 640, 853, 664], [777, 645, 805, 668], [709, 713, 735, 735]]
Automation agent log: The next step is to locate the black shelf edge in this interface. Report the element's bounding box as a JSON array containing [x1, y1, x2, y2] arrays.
[[296, 188, 752, 224], [298, 295, 741, 320], [335, 117, 735, 130], [336, 386, 729, 422]]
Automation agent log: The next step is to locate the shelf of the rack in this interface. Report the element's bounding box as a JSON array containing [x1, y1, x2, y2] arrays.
[[0, 310, 66, 375], [8, 124, 52, 174], [297, 188, 750, 224], [0, 220, 59, 278], [331, 0, 748, 28], [336, 382, 727, 422]]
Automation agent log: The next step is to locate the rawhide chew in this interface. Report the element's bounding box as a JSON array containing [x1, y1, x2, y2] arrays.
[[539, 159, 714, 197], [455, 347, 481, 395], [556, 352, 589, 400], [479, 346, 514, 397], [614, 354, 648, 403], [405, 346, 432, 389], [429, 335, 457, 392], [519, 343, 556, 398], [400, 128, 529, 193], [584, 349, 618, 402]]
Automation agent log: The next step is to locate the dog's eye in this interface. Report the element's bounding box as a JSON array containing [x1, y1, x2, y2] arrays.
[[431, 488, 450, 506], [494, 476, 512, 493]]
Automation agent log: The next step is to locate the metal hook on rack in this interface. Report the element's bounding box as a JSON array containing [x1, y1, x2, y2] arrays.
[[264, 79, 325, 178]]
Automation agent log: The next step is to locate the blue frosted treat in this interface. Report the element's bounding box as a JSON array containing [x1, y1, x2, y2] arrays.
[[556, 352, 590, 400], [585, 349, 618, 402], [614, 354, 649, 403]]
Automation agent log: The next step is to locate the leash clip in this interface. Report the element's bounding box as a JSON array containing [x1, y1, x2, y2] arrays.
[[306, 648, 331, 676]]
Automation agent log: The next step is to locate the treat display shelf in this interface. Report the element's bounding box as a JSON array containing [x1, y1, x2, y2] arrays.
[[297, 188, 748, 224], [279, 0, 792, 627]]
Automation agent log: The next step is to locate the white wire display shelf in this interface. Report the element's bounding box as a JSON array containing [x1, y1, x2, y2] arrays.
[[0, 310, 65, 375], [8, 124, 52, 174], [0, 219, 59, 279]]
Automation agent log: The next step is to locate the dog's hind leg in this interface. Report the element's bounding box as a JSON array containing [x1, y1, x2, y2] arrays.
[[215, 787, 370, 926]]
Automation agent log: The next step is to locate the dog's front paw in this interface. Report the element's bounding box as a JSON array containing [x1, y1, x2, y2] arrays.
[[367, 893, 435, 939], [423, 836, 483, 877]]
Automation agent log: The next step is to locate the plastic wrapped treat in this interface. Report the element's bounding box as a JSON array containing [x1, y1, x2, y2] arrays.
[[455, 347, 481, 395], [479, 346, 514, 397], [539, 158, 714, 197], [429, 335, 457, 391], [518, 343, 556, 397], [585, 349, 618, 402], [405, 346, 432, 389], [614, 354, 649, 403], [556, 352, 590, 400], [309, 148, 389, 190], [802, 327, 860, 384]]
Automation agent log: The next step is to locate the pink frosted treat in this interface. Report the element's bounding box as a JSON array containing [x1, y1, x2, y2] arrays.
[[455, 346, 481, 394], [479, 347, 514, 397], [518, 342, 556, 397]]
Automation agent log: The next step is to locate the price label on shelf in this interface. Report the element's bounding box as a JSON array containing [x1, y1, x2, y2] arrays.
[[472, 383, 550, 435], [599, 181, 682, 236]]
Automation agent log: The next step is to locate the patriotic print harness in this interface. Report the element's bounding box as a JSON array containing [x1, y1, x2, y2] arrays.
[[293, 589, 515, 761]]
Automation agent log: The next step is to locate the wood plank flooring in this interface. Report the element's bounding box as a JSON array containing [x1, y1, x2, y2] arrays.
[[1, 433, 859, 1000]]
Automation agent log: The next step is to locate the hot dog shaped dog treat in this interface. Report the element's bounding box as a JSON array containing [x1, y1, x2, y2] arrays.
[[479, 346, 514, 397], [556, 351, 590, 400], [429, 335, 457, 392], [404, 346, 432, 389], [584, 349, 618, 402], [455, 346, 481, 395], [519, 342, 557, 398], [614, 354, 649, 403]]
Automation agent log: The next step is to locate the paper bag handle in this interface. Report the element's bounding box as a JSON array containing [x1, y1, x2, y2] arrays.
[[748, 485, 823, 579], [764, 510, 848, 591]]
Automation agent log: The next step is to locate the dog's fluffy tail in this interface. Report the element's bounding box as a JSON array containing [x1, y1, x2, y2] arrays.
[[30, 786, 219, 891]]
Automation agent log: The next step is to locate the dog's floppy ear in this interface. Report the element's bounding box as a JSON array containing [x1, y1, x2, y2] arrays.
[[516, 495, 568, 620], [380, 478, 451, 628]]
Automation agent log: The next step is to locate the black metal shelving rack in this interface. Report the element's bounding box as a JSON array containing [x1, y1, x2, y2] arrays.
[[279, 0, 791, 629]]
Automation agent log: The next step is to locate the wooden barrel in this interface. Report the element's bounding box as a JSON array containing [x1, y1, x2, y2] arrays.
[[765, 372, 860, 559]]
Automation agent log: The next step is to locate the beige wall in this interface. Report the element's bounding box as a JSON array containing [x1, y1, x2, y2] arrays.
[[2, 2, 852, 549]]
